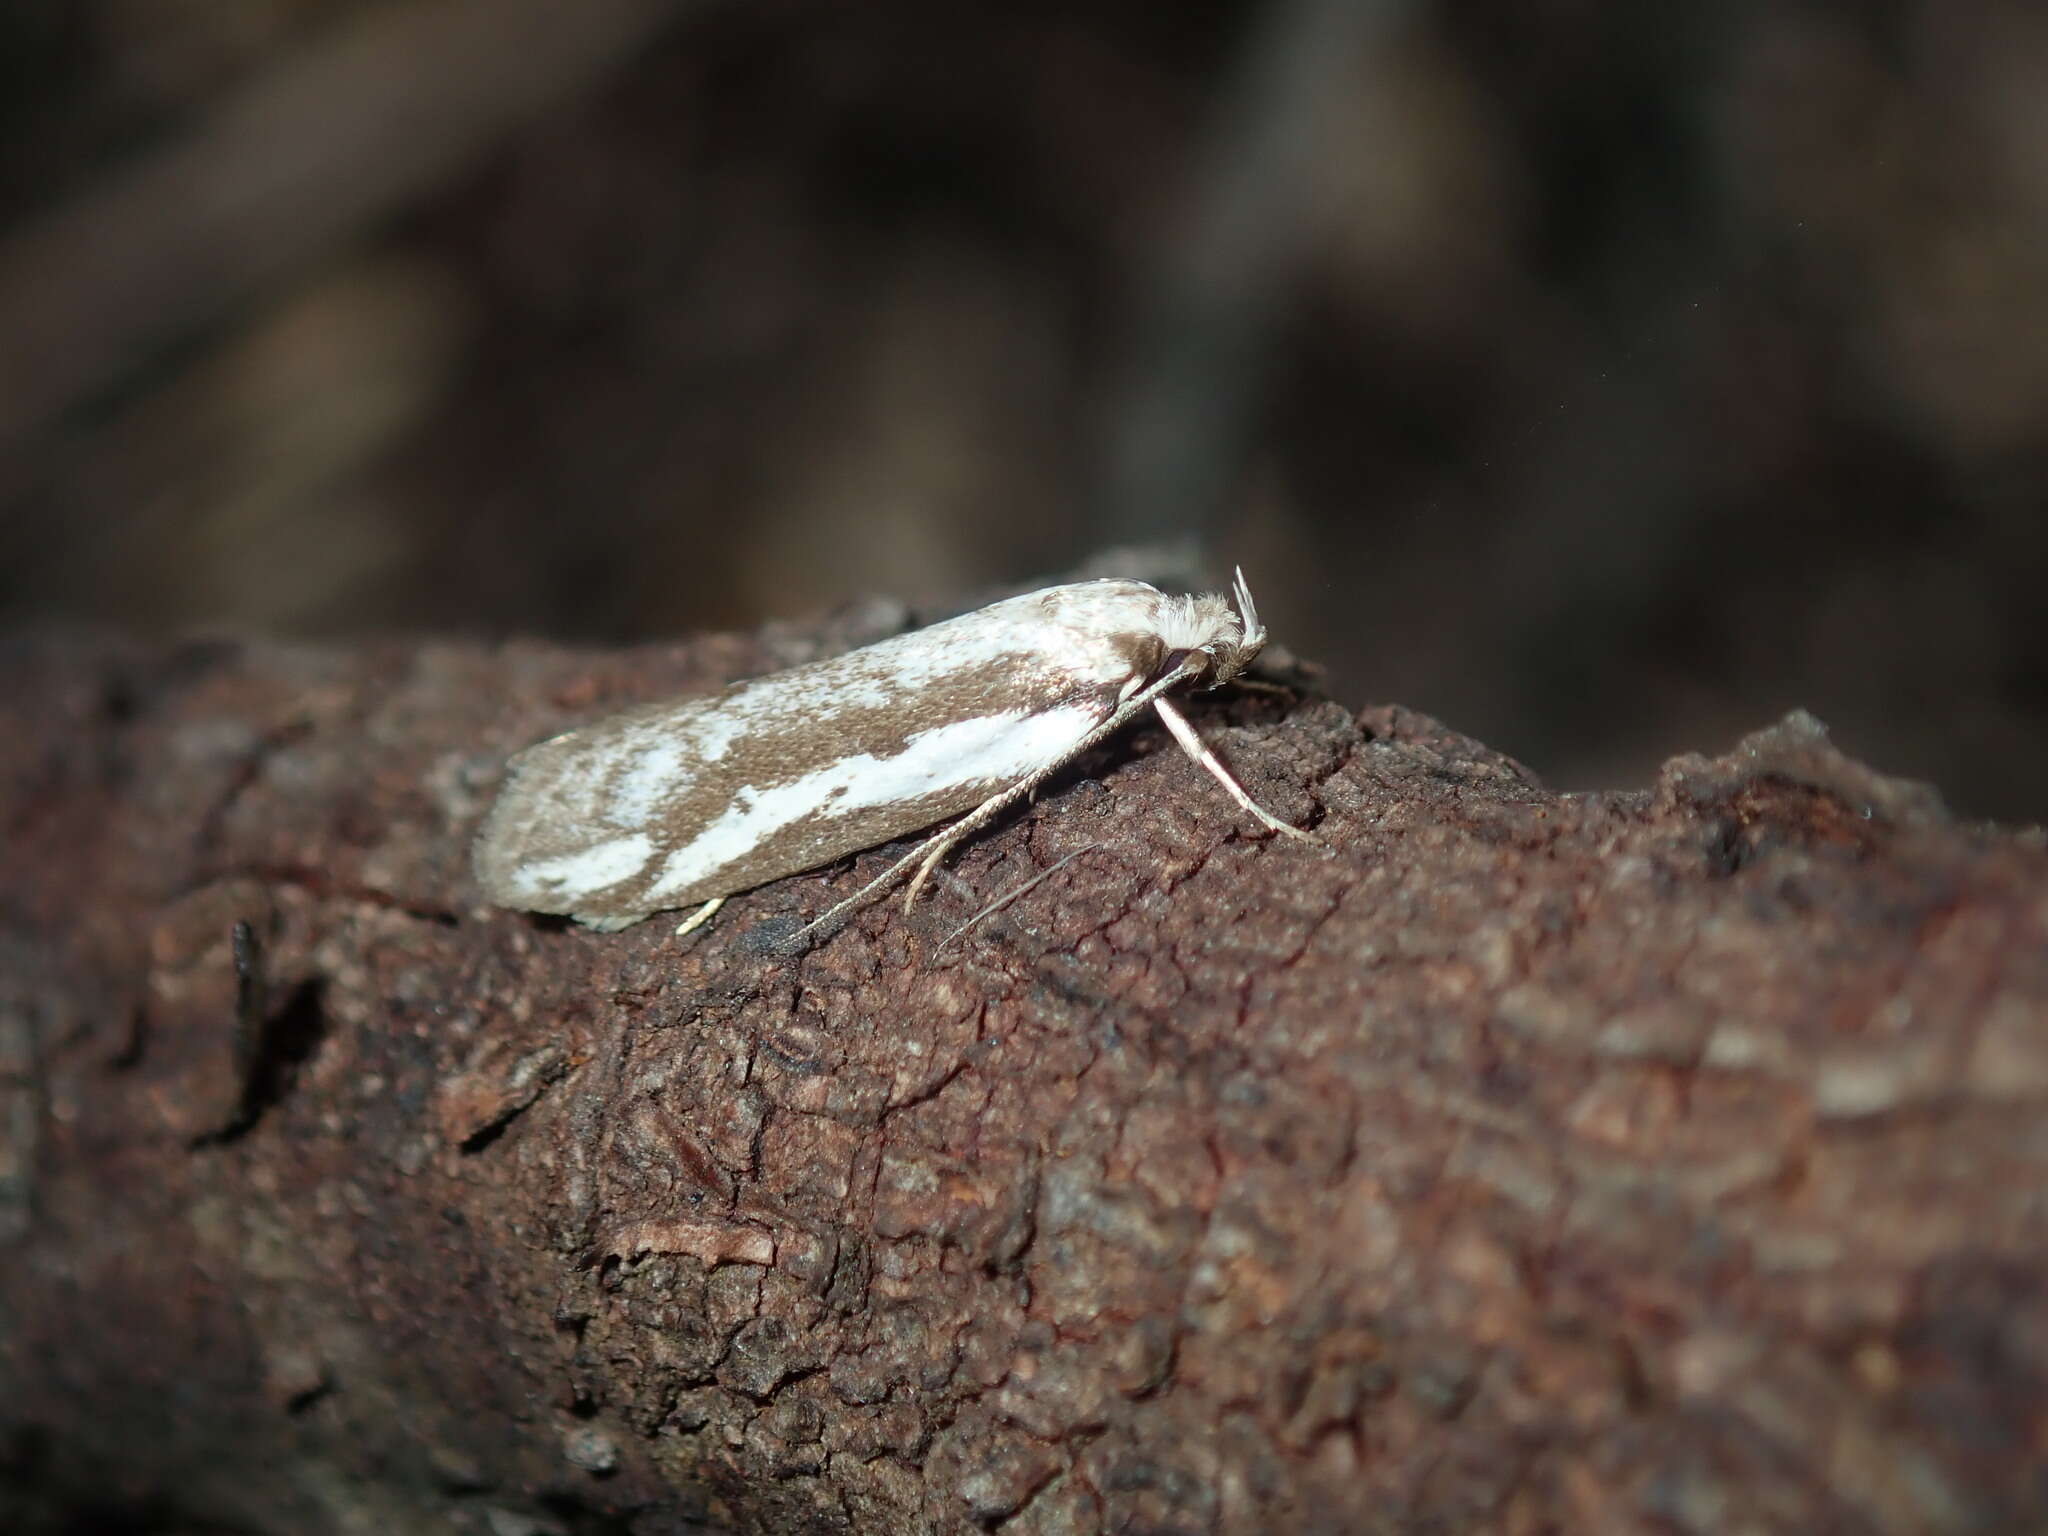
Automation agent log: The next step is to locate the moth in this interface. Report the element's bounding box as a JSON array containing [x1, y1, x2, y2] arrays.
[[473, 570, 1313, 941]]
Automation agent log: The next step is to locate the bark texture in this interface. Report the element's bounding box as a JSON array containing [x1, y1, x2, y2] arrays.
[[1, 620, 2044, 1536]]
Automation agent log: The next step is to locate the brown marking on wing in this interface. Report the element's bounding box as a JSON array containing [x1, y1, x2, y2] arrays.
[[476, 628, 1170, 925]]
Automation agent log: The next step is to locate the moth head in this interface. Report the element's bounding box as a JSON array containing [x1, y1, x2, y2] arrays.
[[1153, 567, 1267, 690]]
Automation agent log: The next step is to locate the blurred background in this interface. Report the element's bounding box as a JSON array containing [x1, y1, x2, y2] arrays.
[[0, 0, 2042, 817]]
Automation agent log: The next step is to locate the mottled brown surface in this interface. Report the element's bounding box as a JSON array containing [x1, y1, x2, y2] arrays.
[[1, 622, 2045, 1536]]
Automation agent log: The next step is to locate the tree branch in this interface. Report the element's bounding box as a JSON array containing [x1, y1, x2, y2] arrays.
[[1, 622, 2043, 1534]]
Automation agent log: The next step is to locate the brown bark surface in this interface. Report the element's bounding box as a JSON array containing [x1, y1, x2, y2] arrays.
[[1, 621, 2044, 1535]]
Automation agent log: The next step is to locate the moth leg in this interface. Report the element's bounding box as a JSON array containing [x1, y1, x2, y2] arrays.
[[790, 662, 1212, 945], [1150, 696, 1317, 843], [898, 757, 1078, 913], [899, 825, 980, 915], [937, 843, 1100, 951], [791, 766, 1057, 941], [673, 895, 725, 939], [787, 827, 956, 941]]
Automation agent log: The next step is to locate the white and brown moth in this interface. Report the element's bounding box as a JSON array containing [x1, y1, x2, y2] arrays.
[[473, 571, 1312, 940]]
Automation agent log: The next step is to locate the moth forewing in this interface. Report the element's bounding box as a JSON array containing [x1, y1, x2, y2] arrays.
[[789, 650, 1212, 941], [472, 570, 1308, 938]]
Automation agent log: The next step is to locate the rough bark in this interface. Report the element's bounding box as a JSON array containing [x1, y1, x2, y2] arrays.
[[1, 618, 2044, 1536]]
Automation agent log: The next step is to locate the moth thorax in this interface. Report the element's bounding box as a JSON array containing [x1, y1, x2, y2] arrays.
[[1151, 592, 1236, 645], [1140, 590, 1250, 689]]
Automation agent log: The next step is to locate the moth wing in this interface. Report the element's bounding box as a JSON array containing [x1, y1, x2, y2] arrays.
[[632, 695, 1118, 919], [475, 617, 1142, 928], [472, 695, 731, 926]]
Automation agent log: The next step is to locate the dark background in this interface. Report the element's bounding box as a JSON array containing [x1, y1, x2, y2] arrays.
[[2, 0, 2042, 818]]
